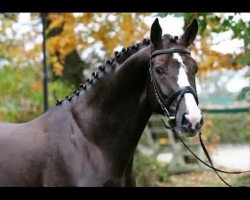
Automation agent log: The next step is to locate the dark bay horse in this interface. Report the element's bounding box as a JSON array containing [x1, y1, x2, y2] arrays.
[[0, 18, 203, 186]]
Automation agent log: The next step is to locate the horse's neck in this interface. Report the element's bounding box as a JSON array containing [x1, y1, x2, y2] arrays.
[[71, 46, 153, 170]]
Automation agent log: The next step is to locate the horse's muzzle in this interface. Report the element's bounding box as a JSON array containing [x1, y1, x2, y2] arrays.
[[180, 113, 203, 137]]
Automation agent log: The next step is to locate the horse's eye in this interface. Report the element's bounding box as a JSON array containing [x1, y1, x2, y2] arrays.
[[155, 67, 164, 75]]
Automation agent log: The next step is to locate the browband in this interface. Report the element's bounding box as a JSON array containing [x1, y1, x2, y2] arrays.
[[150, 48, 191, 59]]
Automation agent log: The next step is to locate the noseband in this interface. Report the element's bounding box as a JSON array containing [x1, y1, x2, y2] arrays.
[[149, 48, 199, 126]]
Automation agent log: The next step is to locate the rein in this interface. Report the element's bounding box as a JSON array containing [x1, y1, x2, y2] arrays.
[[149, 47, 250, 187]]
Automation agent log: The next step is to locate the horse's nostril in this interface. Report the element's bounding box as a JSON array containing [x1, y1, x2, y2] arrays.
[[200, 117, 204, 127], [181, 113, 189, 126]]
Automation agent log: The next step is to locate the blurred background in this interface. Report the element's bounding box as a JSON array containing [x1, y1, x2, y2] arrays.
[[0, 13, 249, 186]]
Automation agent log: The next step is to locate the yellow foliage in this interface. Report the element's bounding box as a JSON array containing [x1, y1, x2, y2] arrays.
[[159, 138, 170, 145], [48, 14, 64, 30], [53, 62, 64, 76], [33, 44, 42, 53], [191, 39, 245, 76], [50, 55, 58, 63], [47, 36, 60, 55]]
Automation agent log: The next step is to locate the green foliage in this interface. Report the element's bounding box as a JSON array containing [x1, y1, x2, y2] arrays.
[[0, 64, 74, 123], [134, 150, 169, 186], [237, 86, 250, 101], [48, 79, 75, 106], [204, 113, 250, 143]]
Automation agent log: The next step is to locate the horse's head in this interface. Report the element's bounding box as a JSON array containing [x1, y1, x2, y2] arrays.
[[148, 18, 203, 137]]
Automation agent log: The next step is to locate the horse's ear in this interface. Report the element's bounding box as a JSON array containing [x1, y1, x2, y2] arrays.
[[150, 18, 162, 48], [180, 19, 198, 47]]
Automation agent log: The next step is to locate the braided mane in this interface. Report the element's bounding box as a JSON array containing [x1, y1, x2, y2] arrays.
[[56, 38, 151, 106]]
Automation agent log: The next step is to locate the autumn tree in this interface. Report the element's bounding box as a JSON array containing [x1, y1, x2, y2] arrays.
[[45, 13, 149, 87], [1, 13, 150, 87]]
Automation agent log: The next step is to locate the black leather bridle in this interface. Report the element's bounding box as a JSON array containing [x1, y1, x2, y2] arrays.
[[149, 47, 250, 187]]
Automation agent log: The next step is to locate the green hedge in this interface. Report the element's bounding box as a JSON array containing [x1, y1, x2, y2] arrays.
[[203, 113, 250, 143], [133, 150, 169, 186], [0, 64, 75, 123]]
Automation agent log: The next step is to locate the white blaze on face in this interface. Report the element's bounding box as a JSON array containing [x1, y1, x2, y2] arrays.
[[173, 53, 202, 129]]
